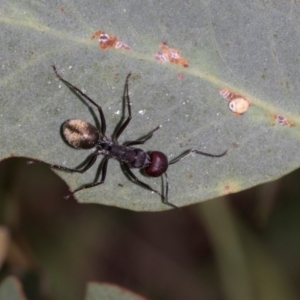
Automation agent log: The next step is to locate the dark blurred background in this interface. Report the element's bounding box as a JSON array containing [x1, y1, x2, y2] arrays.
[[0, 157, 299, 300]]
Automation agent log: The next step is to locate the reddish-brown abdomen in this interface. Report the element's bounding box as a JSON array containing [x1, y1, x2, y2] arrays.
[[144, 151, 168, 177]]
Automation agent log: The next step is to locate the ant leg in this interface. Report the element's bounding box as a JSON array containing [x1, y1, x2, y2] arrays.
[[122, 163, 179, 210], [71, 157, 109, 195], [123, 126, 161, 146], [162, 172, 180, 211], [28, 153, 99, 173], [169, 149, 227, 165], [52, 65, 107, 136], [113, 73, 132, 141]]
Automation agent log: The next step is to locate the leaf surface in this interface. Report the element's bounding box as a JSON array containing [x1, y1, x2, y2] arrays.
[[1, 1, 299, 210], [85, 283, 146, 300], [0, 277, 27, 300]]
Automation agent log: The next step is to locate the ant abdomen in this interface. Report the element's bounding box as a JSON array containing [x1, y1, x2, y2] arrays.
[[144, 151, 169, 177], [63, 119, 99, 149]]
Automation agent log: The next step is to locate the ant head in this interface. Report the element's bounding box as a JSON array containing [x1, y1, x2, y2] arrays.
[[144, 151, 169, 177], [63, 119, 99, 149]]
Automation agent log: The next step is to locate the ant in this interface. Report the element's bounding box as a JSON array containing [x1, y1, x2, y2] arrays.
[[32, 66, 226, 210]]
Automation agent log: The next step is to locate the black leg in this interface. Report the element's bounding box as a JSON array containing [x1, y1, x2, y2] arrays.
[[71, 157, 109, 194], [28, 153, 99, 173], [169, 149, 227, 165], [122, 163, 179, 210], [123, 126, 160, 146], [52, 65, 107, 136], [162, 172, 180, 211], [113, 73, 132, 141]]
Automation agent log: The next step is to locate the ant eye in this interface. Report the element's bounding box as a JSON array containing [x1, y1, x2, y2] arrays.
[[63, 119, 99, 149], [144, 151, 169, 177]]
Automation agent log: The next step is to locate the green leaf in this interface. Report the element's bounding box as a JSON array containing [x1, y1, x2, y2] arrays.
[[1, 1, 299, 211], [85, 283, 146, 300], [0, 277, 27, 300]]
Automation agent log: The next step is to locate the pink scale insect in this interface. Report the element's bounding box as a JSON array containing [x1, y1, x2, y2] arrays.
[[91, 31, 131, 51], [220, 88, 251, 116]]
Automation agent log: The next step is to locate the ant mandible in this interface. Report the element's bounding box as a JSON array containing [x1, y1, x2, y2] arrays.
[[36, 66, 226, 210]]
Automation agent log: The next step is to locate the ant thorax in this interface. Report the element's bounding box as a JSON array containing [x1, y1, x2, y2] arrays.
[[100, 142, 150, 169]]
